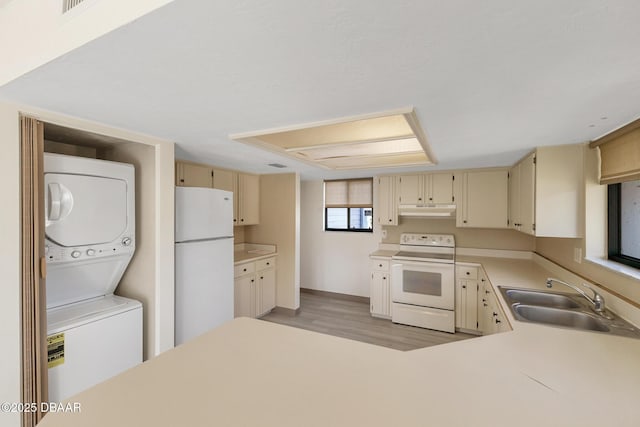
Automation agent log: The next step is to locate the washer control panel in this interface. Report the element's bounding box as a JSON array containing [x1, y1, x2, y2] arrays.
[[45, 235, 135, 264]]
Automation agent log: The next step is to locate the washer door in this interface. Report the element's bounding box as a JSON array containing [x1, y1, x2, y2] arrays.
[[45, 173, 128, 247]]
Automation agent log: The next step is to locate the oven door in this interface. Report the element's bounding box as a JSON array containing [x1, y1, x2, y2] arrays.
[[391, 261, 454, 310]]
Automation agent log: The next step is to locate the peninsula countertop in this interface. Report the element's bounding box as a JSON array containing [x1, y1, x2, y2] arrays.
[[39, 257, 640, 427]]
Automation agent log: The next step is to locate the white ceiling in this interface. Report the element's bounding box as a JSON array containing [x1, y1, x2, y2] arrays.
[[2, 0, 640, 180]]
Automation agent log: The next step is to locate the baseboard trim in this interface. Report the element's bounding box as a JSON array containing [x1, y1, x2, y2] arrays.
[[301, 288, 370, 304], [269, 306, 301, 316]]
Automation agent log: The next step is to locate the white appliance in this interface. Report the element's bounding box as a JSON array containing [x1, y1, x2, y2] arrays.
[[44, 153, 142, 402], [175, 187, 234, 346], [391, 233, 456, 333]]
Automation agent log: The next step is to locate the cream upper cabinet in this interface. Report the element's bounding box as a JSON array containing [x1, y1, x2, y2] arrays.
[[508, 152, 535, 234], [457, 170, 508, 228], [377, 176, 398, 226], [398, 175, 422, 204], [235, 173, 260, 226], [398, 173, 454, 205], [176, 162, 213, 188], [212, 168, 234, 192], [430, 173, 455, 204], [508, 144, 583, 237]]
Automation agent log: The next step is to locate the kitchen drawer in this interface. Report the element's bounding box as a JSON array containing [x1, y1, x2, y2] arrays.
[[370, 259, 390, 271], [234, 262, 255, 277], [256, 257, 276, 271], [456, 266, 478, 280]]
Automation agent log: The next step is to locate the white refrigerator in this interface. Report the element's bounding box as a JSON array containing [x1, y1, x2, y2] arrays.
[[175, 187, 234, 345]]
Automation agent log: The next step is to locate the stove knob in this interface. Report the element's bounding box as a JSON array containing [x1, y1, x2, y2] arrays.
[[122, 237, 132, 246], [86, 249, 96, 256], [71, 250, 81, 258]]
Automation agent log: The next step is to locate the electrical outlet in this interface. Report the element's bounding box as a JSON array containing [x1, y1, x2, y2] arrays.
[[381, 229, 387, 239], [574, 247, 582, 264]]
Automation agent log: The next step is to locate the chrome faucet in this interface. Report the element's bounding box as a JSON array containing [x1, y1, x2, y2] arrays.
[[546, 278, 605, 313]]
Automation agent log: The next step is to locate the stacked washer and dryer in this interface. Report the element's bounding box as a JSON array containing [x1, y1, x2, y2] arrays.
[[44, 153, 142, 402]]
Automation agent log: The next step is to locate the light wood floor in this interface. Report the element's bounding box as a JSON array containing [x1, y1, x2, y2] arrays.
[[261, 290, 477, 351]]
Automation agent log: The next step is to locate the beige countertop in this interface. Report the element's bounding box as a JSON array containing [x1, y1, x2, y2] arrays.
[[234, 243, 277, 264], [369, 249, 397, 258], [40, 257, 640, 427]]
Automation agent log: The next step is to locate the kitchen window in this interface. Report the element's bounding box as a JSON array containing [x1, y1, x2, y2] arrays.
[[324, 178, 373, 232], [608, 179, 640, 269]]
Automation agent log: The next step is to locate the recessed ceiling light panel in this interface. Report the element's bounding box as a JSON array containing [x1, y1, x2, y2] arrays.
[[230, 108, 435, 171]]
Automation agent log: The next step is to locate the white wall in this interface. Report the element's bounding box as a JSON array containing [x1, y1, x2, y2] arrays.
[[0, 0, 174, 86], [300, 180, 379, 297], [0, 103, 22, 427]]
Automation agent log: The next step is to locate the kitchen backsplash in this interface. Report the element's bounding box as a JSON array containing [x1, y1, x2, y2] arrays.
[[382, 217, 535, 251]]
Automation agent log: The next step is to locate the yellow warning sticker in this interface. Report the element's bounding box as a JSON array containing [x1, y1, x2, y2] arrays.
[[47, 333, 65, 368]]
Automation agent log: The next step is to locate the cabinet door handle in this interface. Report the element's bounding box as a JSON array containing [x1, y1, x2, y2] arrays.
[[483, 303, 488, 307], [251, 279, 254, 283], [260, 276, 264, 280], [243, 268, 247, 272], [429, 197, 433, 201], [418, 197, 422, 201], [463, 220, 467, 224], [465, 271, 470, 275], [388, 219, 392, 222], [233, 219, 237, 223], [485, 290, 490, 294], [180, 179, 184, 183], [492, 312, 498, 317], [462, 285, 466, 289], [266, 262, 270, 266], [383, 276, 386, 280], [241, 218, 244, 222], [495, 319, 501, 324], [379, 263, 383, 267]]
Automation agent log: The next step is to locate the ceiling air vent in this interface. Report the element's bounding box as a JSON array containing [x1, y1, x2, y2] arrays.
[[268, 163, 287, 168], [63, 0, 86, 14]]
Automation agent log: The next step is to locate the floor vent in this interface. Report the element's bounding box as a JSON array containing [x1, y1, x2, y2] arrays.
[[63, 0, 86, 13]]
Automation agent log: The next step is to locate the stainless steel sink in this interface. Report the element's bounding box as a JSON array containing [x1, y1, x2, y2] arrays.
[[498, 286, 640, 339], [504, 289, 580, 309], [513, 304, 610, 332]]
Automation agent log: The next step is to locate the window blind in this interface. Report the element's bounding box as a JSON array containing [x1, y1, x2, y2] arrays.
[[325, 178, 373, 208], [590, 119, 640, 185]]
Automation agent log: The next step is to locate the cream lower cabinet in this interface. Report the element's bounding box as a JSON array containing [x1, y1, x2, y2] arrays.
[[234, 257, 276, 318], [370, 258, 391, 319], [455, 266, 479, 332], [477, 269, 510, 335]]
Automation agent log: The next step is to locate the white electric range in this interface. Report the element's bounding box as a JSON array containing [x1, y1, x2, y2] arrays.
[[391, 233, 455, 333]]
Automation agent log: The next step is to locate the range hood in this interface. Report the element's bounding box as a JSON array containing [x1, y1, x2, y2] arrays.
[[398, 204, 456, 218]]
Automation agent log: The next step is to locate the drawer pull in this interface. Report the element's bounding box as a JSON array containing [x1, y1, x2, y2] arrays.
[[379, 263, 383, 267], [465, 271, 470, 275]]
